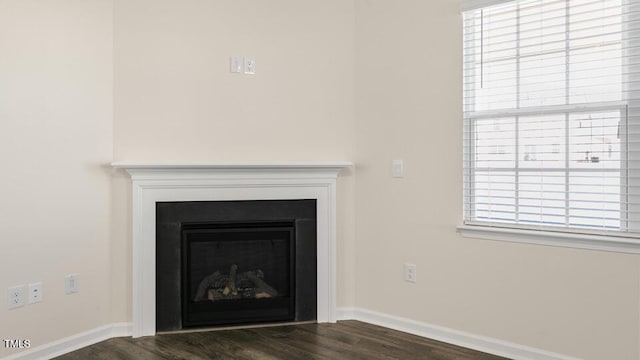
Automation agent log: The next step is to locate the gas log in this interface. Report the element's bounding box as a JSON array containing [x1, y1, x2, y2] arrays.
[[193, 264, 279, 302]]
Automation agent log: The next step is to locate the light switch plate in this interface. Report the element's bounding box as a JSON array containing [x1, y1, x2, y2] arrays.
[[65, 274, 79, 295], [28, 282, 42, 304], [230, 56, 242, 73], [392, 160, 404, 178]]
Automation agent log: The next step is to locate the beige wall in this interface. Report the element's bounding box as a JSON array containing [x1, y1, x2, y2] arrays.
[[3, 1, 640, 359], [0, 0, 113, 357], [111, 0, 357, 322], [113, 0, 356, 162], [354, 1, 640, 359]]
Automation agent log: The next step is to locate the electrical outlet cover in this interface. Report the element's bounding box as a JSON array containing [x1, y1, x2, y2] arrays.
[[404, 263, 417, 283], [7, 285, 25, 309], [244, 57, 256, 74]]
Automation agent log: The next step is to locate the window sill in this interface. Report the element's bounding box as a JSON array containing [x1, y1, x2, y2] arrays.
[[456, 224, 640, 254]]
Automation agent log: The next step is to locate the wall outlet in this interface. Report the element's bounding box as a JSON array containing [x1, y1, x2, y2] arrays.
[[244, 57, 256, 74], [7, 285, 25, 309], [404, 263, 416, 283], [65, 274, 79, 295], [28, 282, 43, 304]]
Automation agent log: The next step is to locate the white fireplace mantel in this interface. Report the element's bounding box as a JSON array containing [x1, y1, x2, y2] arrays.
[[112, 161, 352, 337]]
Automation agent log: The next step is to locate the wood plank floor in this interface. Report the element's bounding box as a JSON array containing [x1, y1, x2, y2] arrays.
[[54, 321, 508, 360]]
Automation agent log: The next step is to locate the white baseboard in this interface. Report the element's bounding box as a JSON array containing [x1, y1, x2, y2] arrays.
[[3, 309, 579, 360], [336, 307, 579, 360], [335, 307, 356, 321], [3, 323, 132, 360]]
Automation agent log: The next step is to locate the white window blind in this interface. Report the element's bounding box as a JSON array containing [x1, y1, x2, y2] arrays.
[[462, 0, 514, 12], [463, 0, 640, 235]]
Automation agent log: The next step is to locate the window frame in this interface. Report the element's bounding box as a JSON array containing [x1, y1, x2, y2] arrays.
[[465, 102, 629, 231], [461, 0, 640, 251]]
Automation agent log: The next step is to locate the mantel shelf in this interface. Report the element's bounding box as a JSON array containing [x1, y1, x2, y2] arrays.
[[111, 161, 353, 171]]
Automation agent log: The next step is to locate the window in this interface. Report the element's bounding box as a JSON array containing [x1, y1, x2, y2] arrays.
[[463, 0, 640, 235]]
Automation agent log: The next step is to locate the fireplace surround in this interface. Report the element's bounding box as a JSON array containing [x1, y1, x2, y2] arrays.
[[112, 162, 351, 337], [156, 200, 317, 330]]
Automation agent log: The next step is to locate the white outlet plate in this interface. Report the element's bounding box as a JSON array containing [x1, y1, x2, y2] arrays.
[[244, 57, 256, 75], [7, 285, 25, 309], [404, 263, 416, 283], [65, 274, 79, 295], [28, 282, 43, 304]]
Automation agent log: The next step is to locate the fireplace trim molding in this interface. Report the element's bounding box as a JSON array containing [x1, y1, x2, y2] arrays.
[[112, 161, 351, 337]]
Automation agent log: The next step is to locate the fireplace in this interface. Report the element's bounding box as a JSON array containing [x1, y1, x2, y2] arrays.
[[156, 200, 317, 331], [111, 162, 349, 337]]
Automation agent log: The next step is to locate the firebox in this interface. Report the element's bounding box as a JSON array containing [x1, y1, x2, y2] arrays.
[[156, 200, 317, 331], [182, 222, 295, 327]]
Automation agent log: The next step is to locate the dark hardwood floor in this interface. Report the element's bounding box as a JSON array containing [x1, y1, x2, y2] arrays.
[[54, 321, 507, 360]]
